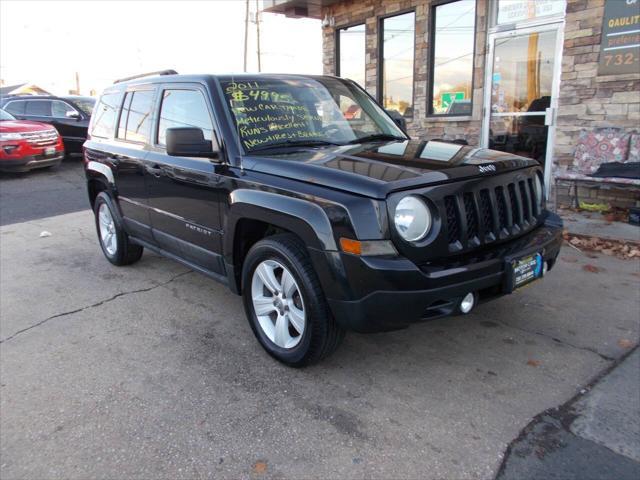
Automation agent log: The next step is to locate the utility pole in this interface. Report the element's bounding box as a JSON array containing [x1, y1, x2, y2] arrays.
[[255, 0, 261, 72], [243, 0, 250, 72], [75, 72, 80, 95]]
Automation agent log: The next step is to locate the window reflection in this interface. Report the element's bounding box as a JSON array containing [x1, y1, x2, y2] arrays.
[[338, 24, 366, 89], [431, 0, 476, 115], [158, 89, 213, 146], [381, 12, 415, 117], [490, 30, 556, 113]]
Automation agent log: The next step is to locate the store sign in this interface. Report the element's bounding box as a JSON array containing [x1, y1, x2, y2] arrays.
[[497, 0, 566, 25], [598, 0, 640, 76], [441, 92, 464, 109]]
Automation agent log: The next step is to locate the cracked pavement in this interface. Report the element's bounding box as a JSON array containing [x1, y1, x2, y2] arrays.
[[1, 185, 639, 478]]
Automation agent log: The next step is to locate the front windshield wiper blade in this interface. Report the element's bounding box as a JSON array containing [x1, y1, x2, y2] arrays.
[[347, 134, 406, 144], [249, 139, 342, 153]]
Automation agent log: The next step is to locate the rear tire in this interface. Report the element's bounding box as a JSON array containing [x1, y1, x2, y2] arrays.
[[94, 192, 143, 266], [241, 233, 345, 367]]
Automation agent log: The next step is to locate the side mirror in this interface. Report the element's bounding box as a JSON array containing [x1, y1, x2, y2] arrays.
[[166, 127, 219, 159], [65, 111, 81, 120], [386, 109, 407, 131]]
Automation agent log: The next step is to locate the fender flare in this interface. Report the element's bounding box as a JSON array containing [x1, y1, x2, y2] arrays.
[[225, 189, 337, 254], [86, 161, 115, 185], [224, 190, 338, 294]]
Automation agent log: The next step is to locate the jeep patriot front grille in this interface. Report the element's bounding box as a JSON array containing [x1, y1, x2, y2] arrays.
[[443, 175, 541, 253]]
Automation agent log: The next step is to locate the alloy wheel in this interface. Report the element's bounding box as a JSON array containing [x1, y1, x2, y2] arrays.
[[251, 259, 306, 349], [98, 203, 117, 256]]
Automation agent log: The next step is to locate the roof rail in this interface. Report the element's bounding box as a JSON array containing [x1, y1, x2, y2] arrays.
[[113, 69, 178, 84]]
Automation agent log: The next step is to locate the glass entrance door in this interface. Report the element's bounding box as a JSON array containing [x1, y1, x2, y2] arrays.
[[483, 24, 563, 174]]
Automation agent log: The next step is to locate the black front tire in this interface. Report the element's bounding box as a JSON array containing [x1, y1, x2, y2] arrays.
[[241, 233, 345, 367], [93, 192, 143, 266]]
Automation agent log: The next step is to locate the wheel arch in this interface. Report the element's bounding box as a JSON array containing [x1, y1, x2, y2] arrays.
[[86, 161, 115, 208], [224, 190, 338, 294]]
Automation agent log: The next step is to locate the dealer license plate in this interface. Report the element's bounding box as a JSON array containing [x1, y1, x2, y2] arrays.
[[509, 252, 544, 290], [44, 147, 56, 156]]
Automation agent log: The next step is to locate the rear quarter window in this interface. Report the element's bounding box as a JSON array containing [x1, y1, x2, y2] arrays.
[[4, 101, 26, 115], [91, 92, 123, 139]]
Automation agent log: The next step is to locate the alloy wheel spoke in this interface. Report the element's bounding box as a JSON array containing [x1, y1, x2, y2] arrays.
[[256, 263, 281, 294], [281, 269, 296, 298], [288, 306, 305, 334], [99, 210, 110, 227], [253, 295, 277, 316], [274, 314, 291, 348]]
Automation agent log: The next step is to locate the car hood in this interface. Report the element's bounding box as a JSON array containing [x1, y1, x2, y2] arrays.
[[0, 120, 56, 133], [243, 139, 540, 199]]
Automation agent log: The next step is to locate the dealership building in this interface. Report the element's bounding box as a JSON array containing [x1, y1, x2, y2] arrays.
[[264, 0, 640, 208]]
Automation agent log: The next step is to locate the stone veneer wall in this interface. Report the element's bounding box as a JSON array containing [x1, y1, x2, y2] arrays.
[[554, 0, 640, 208], [319, 0, 638, 208], [321, 0, 488, 145]]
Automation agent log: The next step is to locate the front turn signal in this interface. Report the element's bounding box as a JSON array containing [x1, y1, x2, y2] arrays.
[[339, 238, 398, 256]]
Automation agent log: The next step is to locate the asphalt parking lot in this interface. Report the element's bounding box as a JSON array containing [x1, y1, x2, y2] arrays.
[[1, 162, 639, 479]]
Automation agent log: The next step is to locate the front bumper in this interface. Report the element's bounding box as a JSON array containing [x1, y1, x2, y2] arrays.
[[0, 153, 64, 172], [323, 213, 563, 333]]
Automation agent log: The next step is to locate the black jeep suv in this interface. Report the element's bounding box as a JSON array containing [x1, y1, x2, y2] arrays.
[[84, 72, 563, 366]]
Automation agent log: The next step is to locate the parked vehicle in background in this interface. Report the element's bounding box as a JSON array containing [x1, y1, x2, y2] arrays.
[[0, 95, 94, 155], [0, 109, 64, 172], [84, 72, 562, 366], [446, 99, 472, 116]]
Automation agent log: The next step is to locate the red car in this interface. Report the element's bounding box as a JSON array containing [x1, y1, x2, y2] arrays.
[[0, 109, 64, 173]]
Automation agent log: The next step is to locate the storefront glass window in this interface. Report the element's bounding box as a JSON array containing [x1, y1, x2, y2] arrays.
[[337, 24, 366, 89], [381, 12, 415, 117], [431, 0, 476, 116]]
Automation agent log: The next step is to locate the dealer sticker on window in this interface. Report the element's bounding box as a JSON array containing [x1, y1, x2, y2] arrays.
[[511, 253, 544, 290]]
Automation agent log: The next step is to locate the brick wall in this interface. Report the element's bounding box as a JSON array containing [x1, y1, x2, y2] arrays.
[[321, 0, 488, 145], [554, 0, 640, 208]]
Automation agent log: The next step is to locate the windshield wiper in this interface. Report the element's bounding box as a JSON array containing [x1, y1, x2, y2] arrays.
[[249, 139, 342, 153], [347, 134, 406, 144]]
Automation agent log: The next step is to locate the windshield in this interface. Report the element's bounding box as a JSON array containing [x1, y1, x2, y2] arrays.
[[71, 98, 95, 116], [219, 76, 406, 153], [0, 109, 16, 121]]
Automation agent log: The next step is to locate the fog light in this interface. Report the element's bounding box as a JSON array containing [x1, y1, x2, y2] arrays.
[[460, 292, 476, 314]]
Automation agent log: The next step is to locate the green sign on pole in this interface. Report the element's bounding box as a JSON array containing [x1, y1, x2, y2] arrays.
[[441, 91, 465, 109]]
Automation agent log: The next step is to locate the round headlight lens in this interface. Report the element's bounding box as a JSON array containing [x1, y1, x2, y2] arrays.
[[394, 196, 432, 242], [534, 174, 544, 210]]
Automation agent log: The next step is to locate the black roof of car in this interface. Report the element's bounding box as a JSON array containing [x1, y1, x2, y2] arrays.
[[0, 94, 95, 103], [103, 73, 342, 92]]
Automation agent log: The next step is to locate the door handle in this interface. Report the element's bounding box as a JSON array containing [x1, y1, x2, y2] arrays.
[[147, 164, 163, 177]]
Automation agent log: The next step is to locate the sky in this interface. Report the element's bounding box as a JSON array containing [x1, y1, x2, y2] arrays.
[[0, 0, 322, 95]]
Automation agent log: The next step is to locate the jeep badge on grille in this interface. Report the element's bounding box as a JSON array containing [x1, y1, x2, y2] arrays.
[[478, 164, 496, 173]]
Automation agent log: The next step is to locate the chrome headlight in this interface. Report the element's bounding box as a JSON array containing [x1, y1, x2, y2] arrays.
[[534, 174, 544, 210], [0, 132, 23, 141], [394, 196, 432, 242]]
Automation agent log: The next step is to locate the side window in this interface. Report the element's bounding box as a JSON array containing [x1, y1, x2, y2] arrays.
[[121, 90, 154, 143], [90, 92, 122, 139], [117, 92, 133, 139], [51, 100, 79, 118], [157, 89, 213, 146], [4, 101, 26, 115], [25, 101, 52, 116]]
